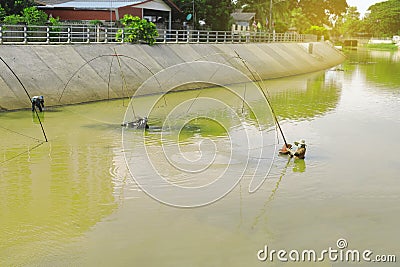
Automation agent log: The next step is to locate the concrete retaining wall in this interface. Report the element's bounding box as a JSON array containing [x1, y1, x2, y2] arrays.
[[0, 42, 345, 111]]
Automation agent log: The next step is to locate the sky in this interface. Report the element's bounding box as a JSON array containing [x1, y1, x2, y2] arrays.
[[346, 0, 388, 17]]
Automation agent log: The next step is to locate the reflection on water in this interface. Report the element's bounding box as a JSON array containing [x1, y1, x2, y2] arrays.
[[265, 71, 341, 122], [1, 50, 399, 266], [292, 159, 306, 173], [345, 49, 400, 91], [0, 110, 118, 265]]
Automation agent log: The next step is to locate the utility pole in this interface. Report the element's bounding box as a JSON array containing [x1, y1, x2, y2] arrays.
[[269, 0, 272, 31], [193, 0, 196, 30]]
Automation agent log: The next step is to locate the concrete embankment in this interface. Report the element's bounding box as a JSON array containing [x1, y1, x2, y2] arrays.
[[0, 42, 345, 111]]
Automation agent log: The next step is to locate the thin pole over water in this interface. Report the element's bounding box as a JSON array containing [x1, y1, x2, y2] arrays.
[[234, 51, 289, 147], [0, 57, 48, 142]]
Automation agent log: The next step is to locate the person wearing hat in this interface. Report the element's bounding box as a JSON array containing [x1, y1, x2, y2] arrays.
[[31, 95, 44, 112], [290, 139, 306, 159]]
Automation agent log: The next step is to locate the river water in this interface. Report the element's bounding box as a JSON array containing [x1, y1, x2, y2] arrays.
[[1, 49, 399, 266]]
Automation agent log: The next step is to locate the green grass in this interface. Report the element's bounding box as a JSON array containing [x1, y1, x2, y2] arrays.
[[365, 43, 399, 50]]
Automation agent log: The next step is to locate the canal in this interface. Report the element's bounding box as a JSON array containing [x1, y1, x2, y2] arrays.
[[0, 49, 399, 266]]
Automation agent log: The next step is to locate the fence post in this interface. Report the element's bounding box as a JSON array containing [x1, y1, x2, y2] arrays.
[[104, 27, 108, 43], [23, 25, 28, 44], [67, 27, 71, 43], [86, 27, 90, 43], [163, 30, 166, 43], [175, 30, 178, 43], [46, 26, 50, 44], [121, 28, 125, 43], [0, 26, 2, 45]]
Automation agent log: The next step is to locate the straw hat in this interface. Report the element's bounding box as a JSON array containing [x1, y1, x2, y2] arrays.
[[294, 139, 306, 146]]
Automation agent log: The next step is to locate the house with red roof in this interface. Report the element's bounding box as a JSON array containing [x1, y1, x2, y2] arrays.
[[35, 0, 181, 29]]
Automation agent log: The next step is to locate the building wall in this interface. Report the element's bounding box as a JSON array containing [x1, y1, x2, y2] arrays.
[[45, 9, 116, 21], [118, 6, 142, 20], [44, 6, 143, 21]]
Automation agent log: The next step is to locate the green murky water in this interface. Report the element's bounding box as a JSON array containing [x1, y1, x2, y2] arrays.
[[1, 49, 399, 266]]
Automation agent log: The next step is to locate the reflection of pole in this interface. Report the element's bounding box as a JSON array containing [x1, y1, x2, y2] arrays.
[[252, 156, 291, 229], [269, 0, 272, 31]]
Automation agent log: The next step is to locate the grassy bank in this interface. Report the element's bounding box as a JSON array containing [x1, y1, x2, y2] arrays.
[[365, 43, 399, 50]]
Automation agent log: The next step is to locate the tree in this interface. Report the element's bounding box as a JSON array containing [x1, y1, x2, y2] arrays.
[[297, 0, 347, 26], [305, 25, 328, 40], [288, 7, 312, 33], [363, 0, 400, 37], [335, 6, 362, 38], [237, 0, 297, 31], [0, 0, 34, 17], [0, 6, 6, 21], [175, 0, 234, 30], [116, 15, 158, 45], [203, 0, 234, 30]]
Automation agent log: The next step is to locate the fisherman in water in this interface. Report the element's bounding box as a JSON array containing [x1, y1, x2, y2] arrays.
[[290, 139, 306, 159], [31, 95, 44, 112], [121, 117, 149, 129], [279, 140, 306, 159]]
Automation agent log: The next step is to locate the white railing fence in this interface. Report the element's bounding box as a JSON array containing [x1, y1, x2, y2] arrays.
[[0, 24, 317, 45]]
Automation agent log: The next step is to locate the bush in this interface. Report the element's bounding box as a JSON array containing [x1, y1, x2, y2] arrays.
[[90, 20, 103, 26], [49, 15, 61, 32], [3, 6, 48, 25], [274, 21, 289, 33], [3, 14, 24, 24], [116, 15, 158, 45], [305, 25, 329, 41], [22, 6, 47, 25], [365, 43, 398, 51]]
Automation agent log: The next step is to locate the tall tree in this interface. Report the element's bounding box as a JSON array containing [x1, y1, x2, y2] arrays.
[[174, 0, 234, 30], [297, 0, 347, 26], [289, 7, 311, 33], [203, 0, 234, 30], [363, 0, 400, 37], [0, 0, 35, 17], [0, 6, 6, 21], [335, 6, 362, 37], [238, 0, 297, 30]]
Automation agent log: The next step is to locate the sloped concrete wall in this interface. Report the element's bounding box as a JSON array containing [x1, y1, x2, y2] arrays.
[[0, 42, 345, 111]]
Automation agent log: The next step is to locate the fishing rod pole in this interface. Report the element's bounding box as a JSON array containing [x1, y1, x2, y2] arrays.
[[113, 49, 138, 121], [234, 51, 289, 148], [107, 56, 114, 101], [0, 57, 48, 142]]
